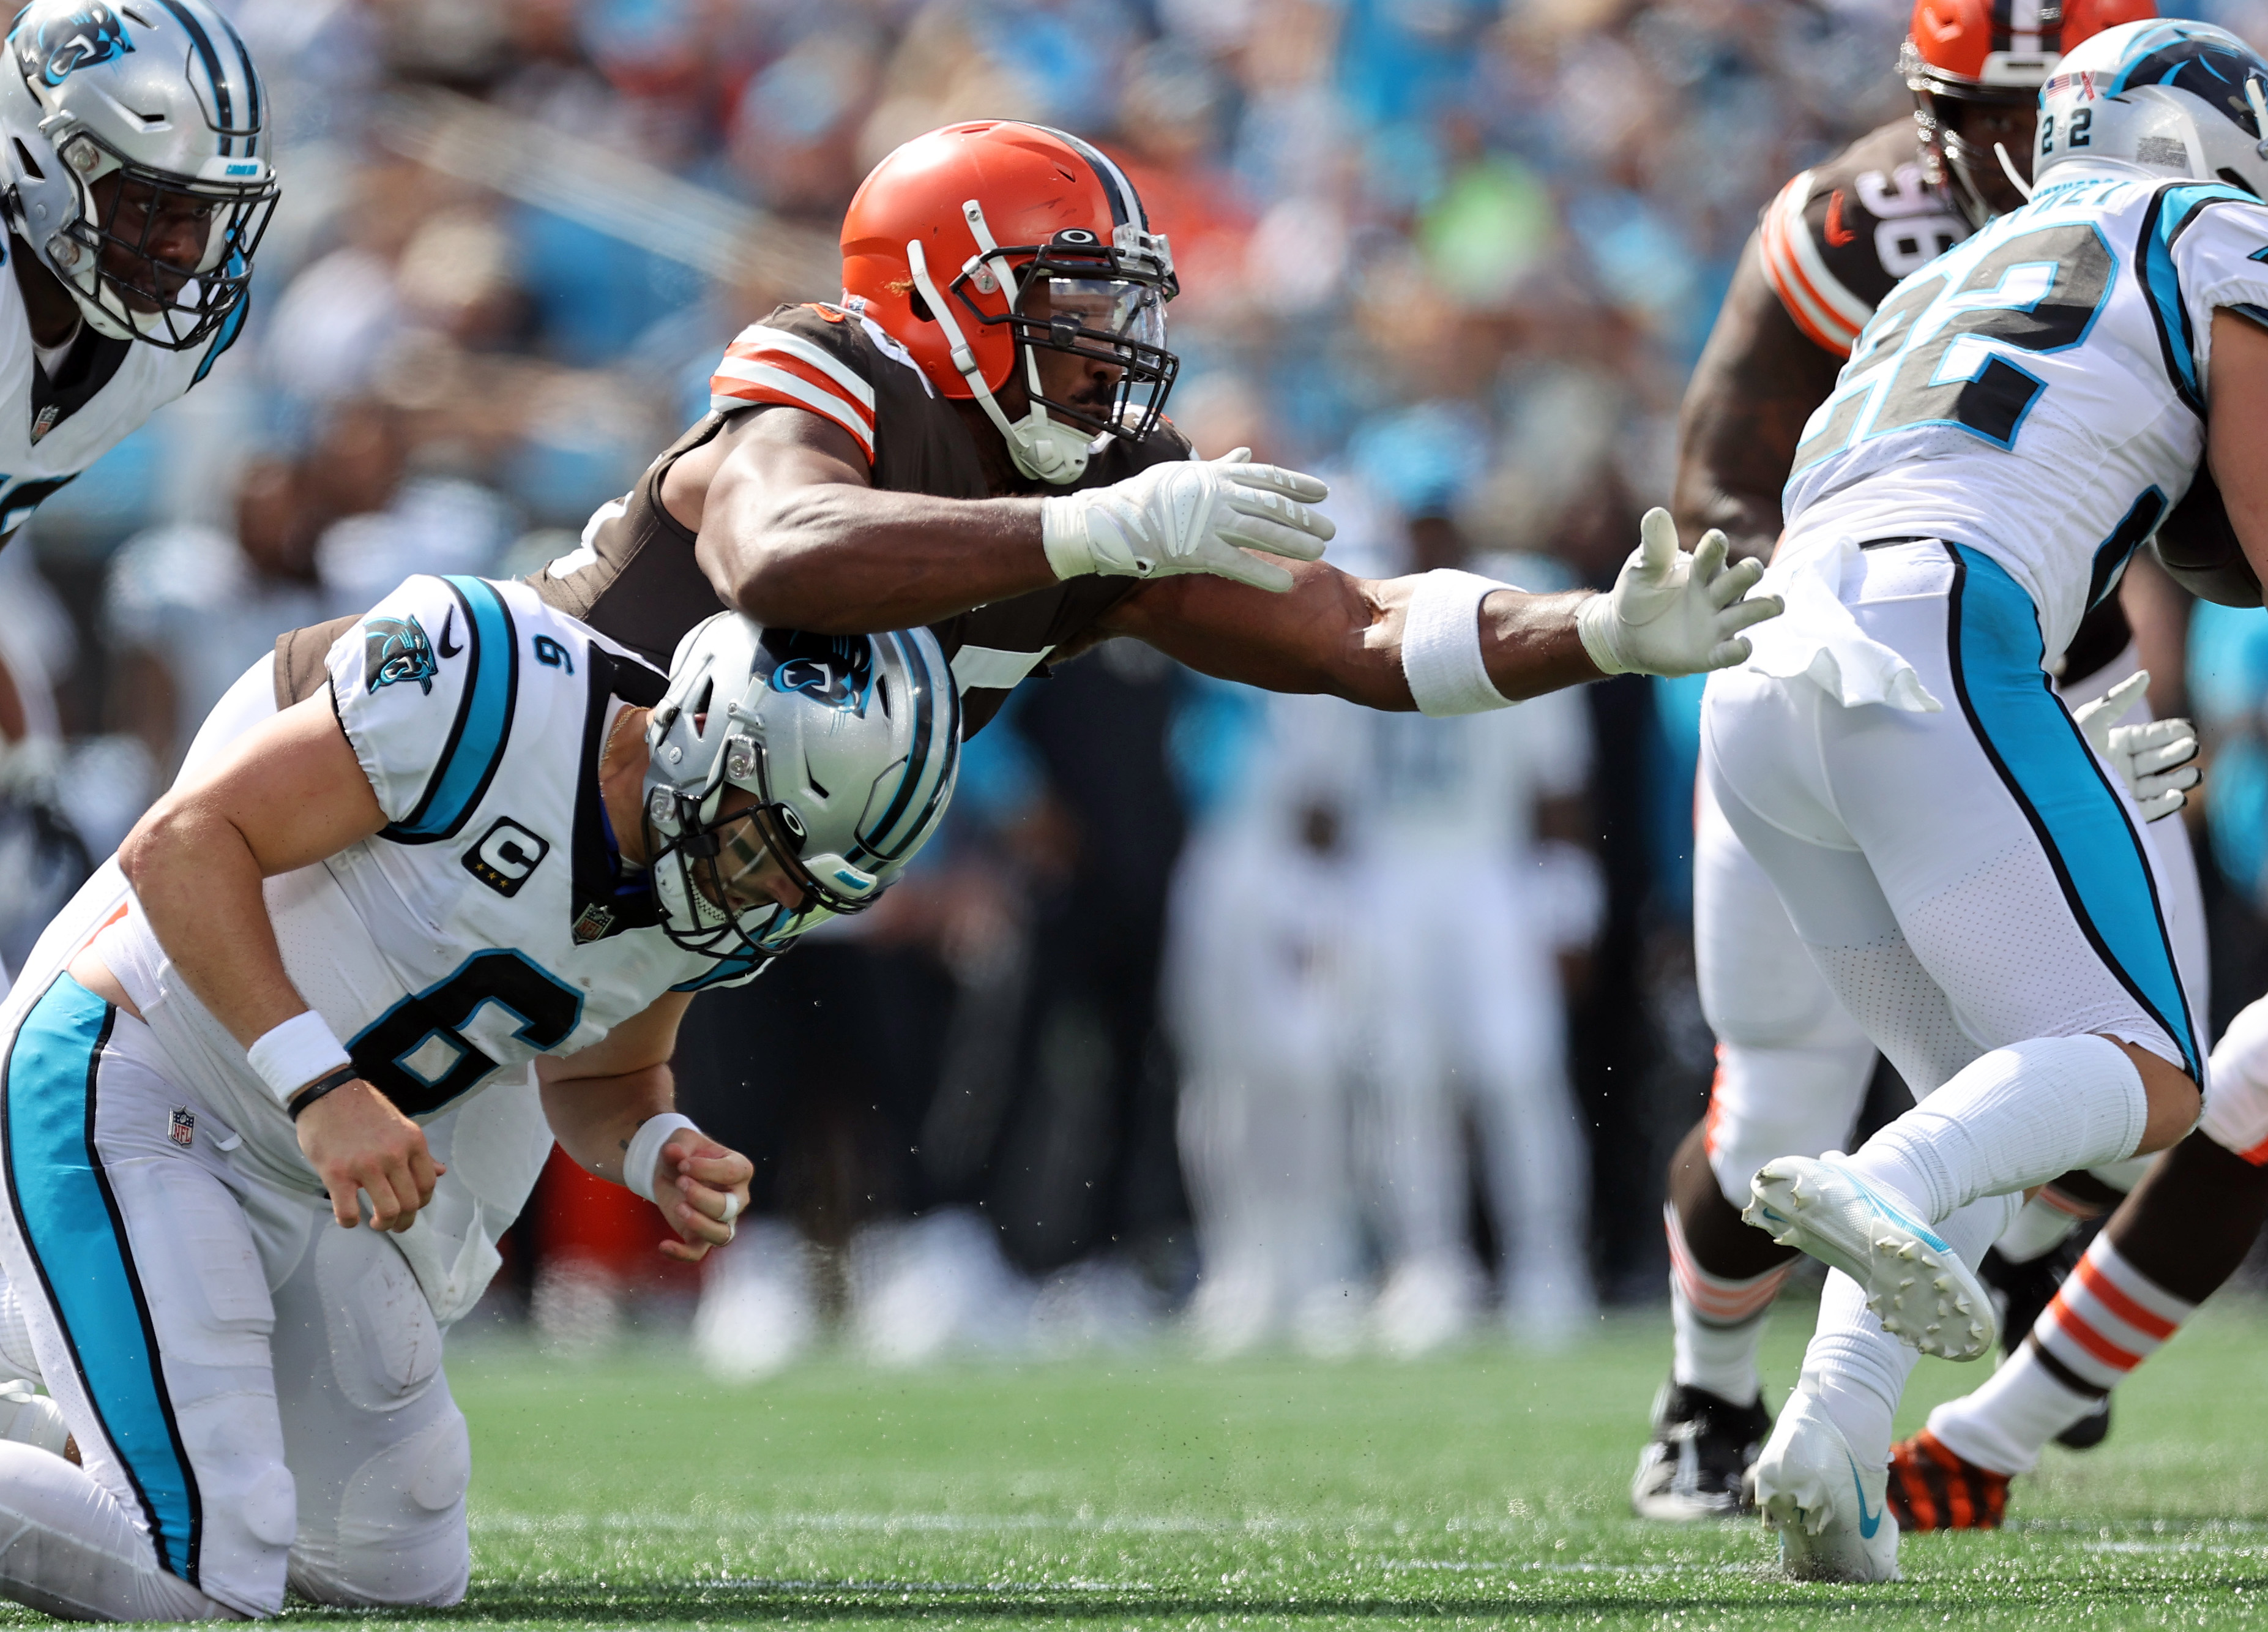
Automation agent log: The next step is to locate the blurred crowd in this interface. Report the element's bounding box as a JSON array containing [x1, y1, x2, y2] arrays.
[[12, 0, 2268, 1369]]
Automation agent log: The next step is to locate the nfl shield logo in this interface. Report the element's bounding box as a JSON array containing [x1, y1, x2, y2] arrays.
[[168, 1107, 194, 1149]]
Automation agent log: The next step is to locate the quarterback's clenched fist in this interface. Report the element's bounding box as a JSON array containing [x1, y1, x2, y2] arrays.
[[1576, 507, 1783, 678], [1039, 447, 1335, 593]]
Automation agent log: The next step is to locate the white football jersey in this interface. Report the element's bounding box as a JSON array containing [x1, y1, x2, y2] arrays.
[[1783, 167, 2268, 664], [0, 257, 237, 534], [95, 574, 761, 1192]]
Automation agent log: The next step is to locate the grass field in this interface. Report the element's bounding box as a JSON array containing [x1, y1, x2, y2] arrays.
[[114, 1295, 2268, 1628]]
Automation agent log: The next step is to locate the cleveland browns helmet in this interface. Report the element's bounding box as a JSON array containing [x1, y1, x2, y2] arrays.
[[1904, 0, 2157, 228], [840, 121, 1177, 485], [0, 0, 278, 351]]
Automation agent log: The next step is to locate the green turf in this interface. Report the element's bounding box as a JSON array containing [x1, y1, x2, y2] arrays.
[[66, 1295, 2268, 1627]]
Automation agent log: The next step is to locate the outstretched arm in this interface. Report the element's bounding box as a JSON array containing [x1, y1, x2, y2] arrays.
[[538, 993, 752, 1262], [1102, 510, 1779, 711], [672, 406, 1334, 633], [679, 409, 1054, 632]]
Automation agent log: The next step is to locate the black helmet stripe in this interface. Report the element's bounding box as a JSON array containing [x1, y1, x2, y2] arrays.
[[852, 631, 939, 864], [151, 0, 253, 151], [212, 6, 263, 151], [1032, 123, 1146, 230]]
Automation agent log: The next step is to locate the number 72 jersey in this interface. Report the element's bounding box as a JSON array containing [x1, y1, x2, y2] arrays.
[[1782, 170, 2268, 662]]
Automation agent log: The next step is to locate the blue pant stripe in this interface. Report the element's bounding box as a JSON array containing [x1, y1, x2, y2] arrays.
[[1, 975, 201, 1582], [1945, 545, 2202, 1080]]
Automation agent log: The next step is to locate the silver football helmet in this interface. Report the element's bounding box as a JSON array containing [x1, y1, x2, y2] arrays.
[[643, 616, 960, 962], [2036, 20, 2268, 199], [0, 1, 278, 351]]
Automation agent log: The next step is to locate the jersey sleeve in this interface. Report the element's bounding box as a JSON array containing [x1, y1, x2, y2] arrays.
[[2163, 189, 2268, 411], [707, 304, 878, 463], [1757, 170, 1881, 358], [324, 574, 518, 839]]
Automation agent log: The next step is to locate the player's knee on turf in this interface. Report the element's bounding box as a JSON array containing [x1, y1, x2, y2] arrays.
[[286, 1408, 470, 1608]]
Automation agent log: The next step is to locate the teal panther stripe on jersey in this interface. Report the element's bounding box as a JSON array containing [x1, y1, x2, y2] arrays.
[[384, 575, 520, 844], [0, 975, 201, 1582], [1945, 544, 2201, 1079]]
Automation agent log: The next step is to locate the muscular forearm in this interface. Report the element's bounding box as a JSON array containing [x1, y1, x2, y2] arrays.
[[540, 1065, 675, 1189], [700, 481, 1053, 633], [1108, 565, 1605, 710], [119, 806, 309, 1047]]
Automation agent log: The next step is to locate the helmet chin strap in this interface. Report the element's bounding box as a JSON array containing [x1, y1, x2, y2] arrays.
[[2247, 75, 2268, 157], [905, 208, 1092, 485]]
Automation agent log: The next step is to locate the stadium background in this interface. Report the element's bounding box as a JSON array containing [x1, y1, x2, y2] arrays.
[[12, 0, 2268, 1368]]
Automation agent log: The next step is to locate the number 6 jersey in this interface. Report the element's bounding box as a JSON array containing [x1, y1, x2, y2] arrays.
[[1783, 167, 2268, 663], [90, 573, 761, 1195]]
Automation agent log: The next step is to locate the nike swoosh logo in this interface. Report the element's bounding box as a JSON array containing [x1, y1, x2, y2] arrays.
[[438, 608, 461, 659], [1835, 1164, 1952, 1254], [1847, 1453, 1883, 1539]]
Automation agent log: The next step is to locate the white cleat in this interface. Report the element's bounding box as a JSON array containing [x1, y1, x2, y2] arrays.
[[1744, 1156, 1995, 1361], [1751, 1387, 1901, 1582]]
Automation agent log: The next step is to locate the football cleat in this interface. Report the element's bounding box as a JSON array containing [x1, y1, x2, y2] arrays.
[[1752, 1387, 1901, 1581], [1886, 1428, 2010, 1531], [1631, 1380, 1772, 1521], [1745, 1157, 1995, 1361]]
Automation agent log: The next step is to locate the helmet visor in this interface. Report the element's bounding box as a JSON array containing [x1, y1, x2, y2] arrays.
[[1002, 272, 1177, 442]]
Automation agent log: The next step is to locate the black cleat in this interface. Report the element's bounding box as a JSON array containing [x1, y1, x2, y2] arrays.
[[1631, 1380, 1772, 1521], [1980, 1222, 2112, 1452]]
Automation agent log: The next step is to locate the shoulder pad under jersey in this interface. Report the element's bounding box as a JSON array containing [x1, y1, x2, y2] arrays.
[[1758, 119, 1969, 357], [707, 303, 884, 465]]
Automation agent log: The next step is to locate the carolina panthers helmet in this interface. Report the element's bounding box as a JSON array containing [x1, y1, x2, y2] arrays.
[[0, 1, 278, 351], [643, 616, 960, 962], [2035, 19, 2268, 198], [839, 121, 1178, 485], [1904, 0, 2157, 227]]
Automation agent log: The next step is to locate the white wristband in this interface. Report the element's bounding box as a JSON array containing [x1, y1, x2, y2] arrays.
[[623, 1113, 699, 1205], [1401, 569, 1516, 716], [245, 1011, 353, 1109]]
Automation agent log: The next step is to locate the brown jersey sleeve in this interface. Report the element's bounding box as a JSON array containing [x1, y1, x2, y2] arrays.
[[1758, 119, 1969, 359]]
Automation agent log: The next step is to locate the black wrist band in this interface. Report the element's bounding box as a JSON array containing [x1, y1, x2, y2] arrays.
[[288, 1066, 361, 1121]]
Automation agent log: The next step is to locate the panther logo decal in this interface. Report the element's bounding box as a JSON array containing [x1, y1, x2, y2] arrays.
[[364, 615, 439, 695], [763, 629, 875, 714], [15, 5, 133, 89]]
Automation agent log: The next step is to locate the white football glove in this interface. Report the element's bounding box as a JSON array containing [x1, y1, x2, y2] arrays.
[[1574, 507, 1783, 678], [1039, 447, 1334, 594], [2072, 669, 2201, 822]]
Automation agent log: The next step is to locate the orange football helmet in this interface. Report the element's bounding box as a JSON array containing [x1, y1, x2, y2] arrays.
[[840, 121, 1178, 484], [1904, 0, 2158, 225]]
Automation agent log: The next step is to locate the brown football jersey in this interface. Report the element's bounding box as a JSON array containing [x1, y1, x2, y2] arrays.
[[277, 301, 1193, 733]]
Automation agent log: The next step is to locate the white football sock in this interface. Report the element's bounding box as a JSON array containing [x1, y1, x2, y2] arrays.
[[1665, 1203, 1788, 1404], [1802, 1194, 2018, 1467], [1843, 1036, 2149, 1223], [0, 1442, 241, 1620], [1992, 1192, 2081, 1265], [1926, 1344, 2098, 1477]]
